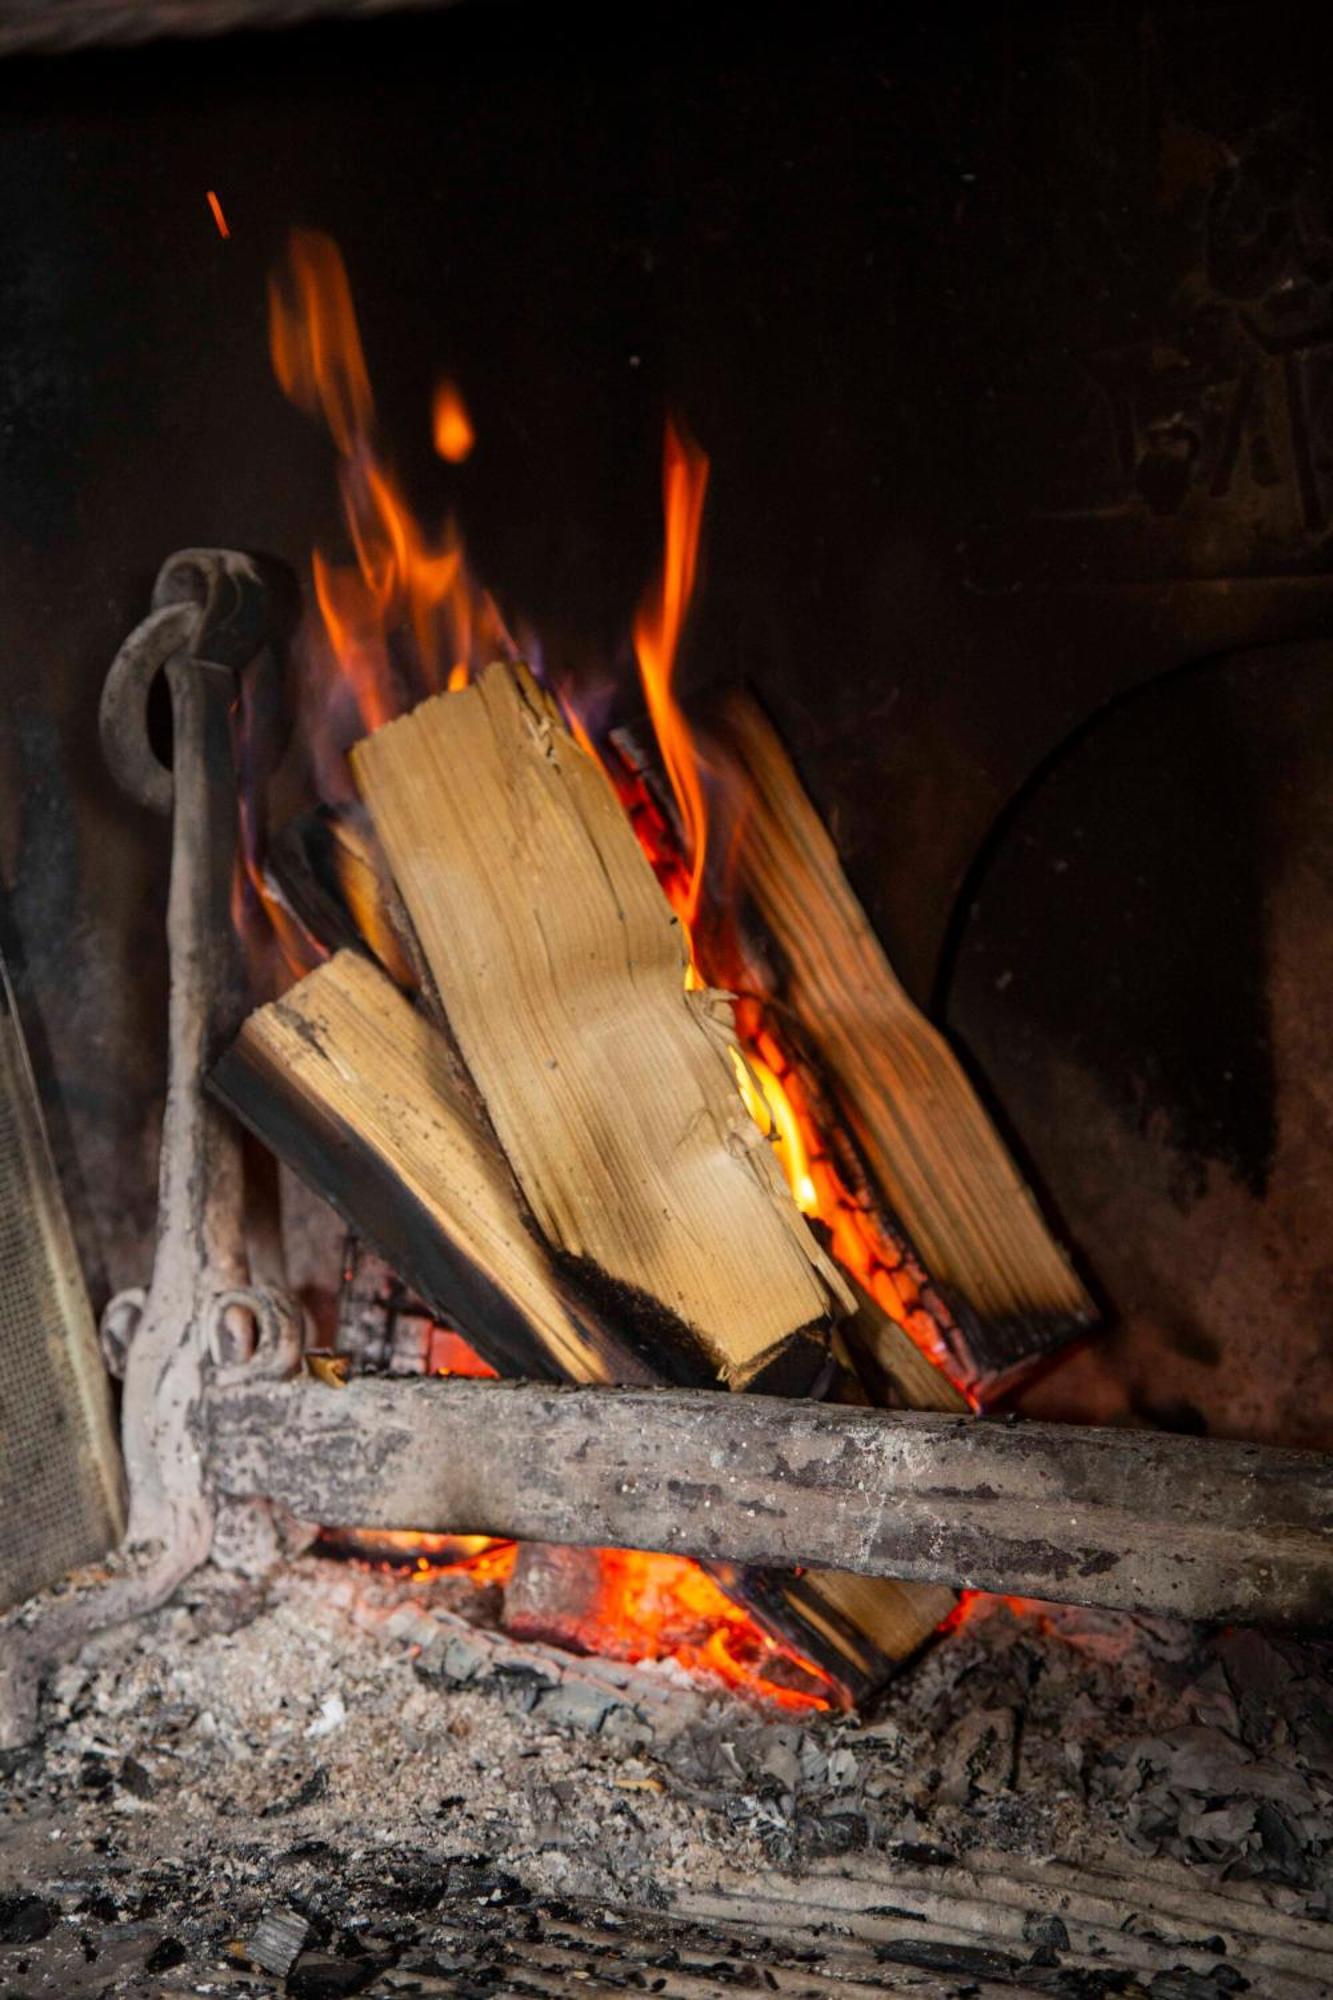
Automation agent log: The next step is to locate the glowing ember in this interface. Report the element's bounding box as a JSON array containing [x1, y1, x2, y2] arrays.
[[585, 1548, 831, 1711], [206, 190, 230, 239], [329, 1529, 519, 1585]]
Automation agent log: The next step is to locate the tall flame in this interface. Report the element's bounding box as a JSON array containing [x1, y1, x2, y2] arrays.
[[615, 427, 966, 1388], [269, 229, 373, 456], [633, 420, 711, 943], [269, 229, 512, 790]]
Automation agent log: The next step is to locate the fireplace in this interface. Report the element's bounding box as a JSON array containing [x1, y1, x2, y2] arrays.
[[0, 2, 1331, 1992]]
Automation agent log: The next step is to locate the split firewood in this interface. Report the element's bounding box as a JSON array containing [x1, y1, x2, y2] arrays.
[[350, 660, 849, 1393], [269, 804, 420, 994], [212, 945, 949, 1699], [710, 691, 1096, 1394], [724, 1287, 964, 1695], [218, 667, 970, 1698], [211, 948, 649, 1388]]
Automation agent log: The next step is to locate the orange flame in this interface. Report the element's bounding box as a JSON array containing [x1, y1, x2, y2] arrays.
[[587, 1549, 831, 1711], [432, 380, 476, 462], [269, 229, 512, 776], [270, 230, 374, 457], [606, 429, 965, 1388], [331, 1528, 519, 1585], [259, 236, 950, 1704], [633, 420, 711, 943], [229, 676, 328, 995]]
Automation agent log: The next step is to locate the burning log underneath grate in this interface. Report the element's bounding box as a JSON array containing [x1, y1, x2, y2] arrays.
[[205, 1375, 1333, 1625]]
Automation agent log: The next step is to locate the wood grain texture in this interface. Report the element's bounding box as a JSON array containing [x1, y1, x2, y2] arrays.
[[208, 1377, 1333, 1624], [210, 949, 640, 1387], [211, 951, 950, 1697], [352, 663, 849, 1390], [716, 692, 1096, 1389], [841, 1277, 971, 1414]]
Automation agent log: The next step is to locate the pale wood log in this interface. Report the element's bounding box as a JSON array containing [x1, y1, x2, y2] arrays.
[[207, 1376, 1333, 1624], [210, 949, 644, 1387], [713, 692, 1096, 1392], [350, 662, 849, 1391]]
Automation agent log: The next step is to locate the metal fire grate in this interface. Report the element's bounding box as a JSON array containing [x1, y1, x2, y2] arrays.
[[0, 945, 122, 1611]]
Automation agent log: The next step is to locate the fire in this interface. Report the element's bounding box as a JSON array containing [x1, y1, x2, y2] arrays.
[[731, 1049, 818, 1215], [326, 1528, 520, 1585], [633, 421, 712, 944], [229, 677, 327, 993], [611, 429, 966, 1385], [586, 1549, 831, 1711], [269, 229, 513, 779], [432, 381, 475, 462], [251, 229, 951, 1709]]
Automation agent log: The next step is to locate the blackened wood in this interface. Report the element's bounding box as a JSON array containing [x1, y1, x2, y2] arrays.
[[207, 1377, 1333, 1625], [269, 806, 422, 995]]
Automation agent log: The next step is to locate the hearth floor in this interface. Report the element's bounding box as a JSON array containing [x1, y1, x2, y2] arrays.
[[1, 1561, 1329, 1997]]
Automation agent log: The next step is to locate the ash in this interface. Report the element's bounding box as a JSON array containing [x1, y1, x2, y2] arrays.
[[1, 1559, 1329, 1997]]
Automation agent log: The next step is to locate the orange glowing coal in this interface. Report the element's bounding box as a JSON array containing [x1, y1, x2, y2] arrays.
[[586, 1549, 831, 1711]]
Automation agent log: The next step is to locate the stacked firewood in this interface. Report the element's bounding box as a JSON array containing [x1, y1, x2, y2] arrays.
[[213, 661, 1092, 1701]]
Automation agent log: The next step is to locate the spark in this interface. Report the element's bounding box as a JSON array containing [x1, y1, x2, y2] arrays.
[[206, 191, 230, 239]]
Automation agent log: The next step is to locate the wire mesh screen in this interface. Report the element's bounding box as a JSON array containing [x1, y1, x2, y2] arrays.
[[0, 952, 122, 1610]]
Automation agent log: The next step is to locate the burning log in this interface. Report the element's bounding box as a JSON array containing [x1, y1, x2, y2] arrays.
[[211, 948, 652, 1388], [213, 949, 955, 1700], [709, 691, 1097, 1394], [220, 666, 975, 1698], [348, 660, 849, 1393], [206, 1376, 1333, 1625]]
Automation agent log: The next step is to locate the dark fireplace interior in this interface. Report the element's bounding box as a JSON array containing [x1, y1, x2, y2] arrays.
[[0, 3, 1331, 1994]]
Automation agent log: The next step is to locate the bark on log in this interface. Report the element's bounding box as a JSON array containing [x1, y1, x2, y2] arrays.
[[710, 691, 1096, 1393], [350, 663, 849, 1392], [206, 1377, 1333, 1624]]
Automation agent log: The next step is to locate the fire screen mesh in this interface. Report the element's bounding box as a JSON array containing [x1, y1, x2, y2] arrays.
[[0, 947, 122, 1610]]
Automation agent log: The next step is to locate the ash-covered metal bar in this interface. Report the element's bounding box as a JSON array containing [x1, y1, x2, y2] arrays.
[[205, 1377, 1333, 1626]]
